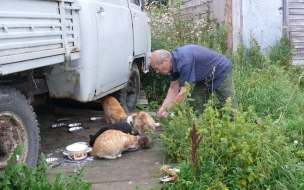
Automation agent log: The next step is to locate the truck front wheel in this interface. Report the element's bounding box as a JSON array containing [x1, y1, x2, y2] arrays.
[[114, 63, 140, 113], [0, 86, 40, 171]]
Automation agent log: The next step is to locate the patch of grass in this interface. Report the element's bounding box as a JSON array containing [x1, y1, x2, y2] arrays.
[[0, 146, 92, 190], [160, 97, 304, 189], [143, 1, 304, 189]]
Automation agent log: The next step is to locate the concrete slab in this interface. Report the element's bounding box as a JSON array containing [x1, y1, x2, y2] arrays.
[[37, 108, 165, 190]]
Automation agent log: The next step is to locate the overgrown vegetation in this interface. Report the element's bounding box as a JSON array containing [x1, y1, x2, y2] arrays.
[[141, 0, 304, 189], [0, 146, 91, 190], [141, 0, 227, 107]]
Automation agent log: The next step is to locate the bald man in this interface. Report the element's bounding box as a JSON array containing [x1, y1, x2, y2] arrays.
[[150, 44, 238, 119]]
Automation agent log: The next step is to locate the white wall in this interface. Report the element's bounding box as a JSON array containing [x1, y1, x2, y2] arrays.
[[242, 0, 283, 51]]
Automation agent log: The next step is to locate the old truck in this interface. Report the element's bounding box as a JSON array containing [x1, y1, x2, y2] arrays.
[[0, 0, 151, 170]]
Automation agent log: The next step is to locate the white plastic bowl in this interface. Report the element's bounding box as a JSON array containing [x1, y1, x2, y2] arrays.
[[63, 143, 92, 160]]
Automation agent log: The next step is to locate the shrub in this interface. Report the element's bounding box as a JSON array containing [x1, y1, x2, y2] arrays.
[[160, 97, 304, 189], [0, 146, 91, 190], [269, 32, 294, 69]]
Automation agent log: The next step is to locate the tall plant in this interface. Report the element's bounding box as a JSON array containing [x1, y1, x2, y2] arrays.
[[161, 96, 304, 189]]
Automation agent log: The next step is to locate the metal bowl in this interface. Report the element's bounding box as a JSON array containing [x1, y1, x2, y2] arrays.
[[69, 126, 84, 133], [57, 118, 71, 122], [68, 123, 82, 127], [51, 123, 67, 128], [90, 117, 103, 122], [46, 157, 61, 168]]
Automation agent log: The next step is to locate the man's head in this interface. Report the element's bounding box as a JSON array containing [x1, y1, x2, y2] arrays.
[[150, 50, 172, 75]]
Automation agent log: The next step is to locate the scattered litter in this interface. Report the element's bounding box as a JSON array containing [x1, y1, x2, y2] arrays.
[[51, 123, 67, 128], [161, 165, 180, 174], [57, 118, 71, 122], [159, 165, 180, 182], [159, 175, 176, 182]]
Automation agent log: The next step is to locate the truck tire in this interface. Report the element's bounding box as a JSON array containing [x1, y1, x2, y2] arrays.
[[0, 86, 40, 171], [113, 63, 140, 113]]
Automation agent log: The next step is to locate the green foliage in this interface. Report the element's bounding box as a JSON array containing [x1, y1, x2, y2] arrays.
[[231, 31, 294, 71], [160, 98, 304, 189], [269, 33, 294, 69], [144, 2, 304, 189], [289, 66, 304, 88], [231, 35, 266, 70], [147, 0, 227, 53], [140, 69, 170, 106], [142, 0, 228, 104], [0, 146, 92, 190], [234, 65, 292, 119]]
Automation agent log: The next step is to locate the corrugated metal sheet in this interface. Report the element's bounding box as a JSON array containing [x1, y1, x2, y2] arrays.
[[0, 0, 81, 75], [287, 0, 304, 66]]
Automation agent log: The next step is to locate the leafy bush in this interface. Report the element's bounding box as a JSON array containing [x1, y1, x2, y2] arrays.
[[160, 97, 304, 189], [0, 146, 91, 190], [269, 33, 294, 69], [144, 1, 304, 189], [140, 69, 170, 107], [234, 65, 292, 119]]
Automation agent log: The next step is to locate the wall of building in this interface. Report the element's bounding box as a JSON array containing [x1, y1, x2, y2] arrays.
[[286, 0, 304, 65], [181, 0, 225, 23], [241, 0, 283, 52]]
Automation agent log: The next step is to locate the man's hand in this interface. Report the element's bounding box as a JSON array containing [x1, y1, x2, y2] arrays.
[[157, 107, 169, 119]]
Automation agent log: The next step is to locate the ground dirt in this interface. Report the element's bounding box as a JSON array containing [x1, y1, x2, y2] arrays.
[[35, 100, 166, 190]]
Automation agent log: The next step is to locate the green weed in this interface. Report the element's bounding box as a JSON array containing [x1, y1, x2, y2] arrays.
[[160, 97, 304, 189], [0, 146, 92, 190]]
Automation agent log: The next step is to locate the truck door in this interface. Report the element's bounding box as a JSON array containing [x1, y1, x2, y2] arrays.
[[95, 0, 133, 96], [128, 0, 151, 56]]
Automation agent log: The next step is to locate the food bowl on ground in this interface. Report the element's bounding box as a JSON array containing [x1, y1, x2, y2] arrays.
[[46, 157, 61, 168], [63, 143, 92, 160], [68, 126, 84, 133], [51, 123, 67, 128], [90, 117, 103, 122], [68, 123, 82, 127], [57, 118, 71, 122]]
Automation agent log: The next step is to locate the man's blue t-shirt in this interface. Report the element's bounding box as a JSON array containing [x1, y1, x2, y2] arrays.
[[170, 44, 232, 91]]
